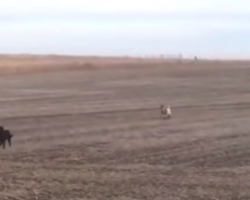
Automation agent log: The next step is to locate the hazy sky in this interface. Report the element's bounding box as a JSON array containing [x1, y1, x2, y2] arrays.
[[0, 0, 249, 58]]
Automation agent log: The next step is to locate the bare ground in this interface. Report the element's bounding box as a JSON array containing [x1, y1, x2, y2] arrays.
[[0, 58, 250, 199]]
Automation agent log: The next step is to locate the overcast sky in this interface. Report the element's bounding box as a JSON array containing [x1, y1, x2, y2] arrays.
[[0, 0, 249, 58]]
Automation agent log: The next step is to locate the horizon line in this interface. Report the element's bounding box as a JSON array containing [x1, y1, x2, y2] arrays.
[[0, 53, 249, 61]]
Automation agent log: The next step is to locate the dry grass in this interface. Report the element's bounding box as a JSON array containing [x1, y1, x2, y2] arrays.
[[0, 54, 179, 74], [0, 55, 250, 199]]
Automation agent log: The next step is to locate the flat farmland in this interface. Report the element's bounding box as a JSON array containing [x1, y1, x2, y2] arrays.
[[1, 57, 250, 199]]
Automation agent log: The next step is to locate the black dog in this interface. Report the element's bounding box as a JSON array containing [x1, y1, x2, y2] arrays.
[[0, 126, 13, 149]]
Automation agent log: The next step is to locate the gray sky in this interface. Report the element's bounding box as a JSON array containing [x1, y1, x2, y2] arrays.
[[0, 0, 250, 58]]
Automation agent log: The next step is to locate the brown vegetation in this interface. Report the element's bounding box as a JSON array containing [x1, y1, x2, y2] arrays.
[[0, 55, 250, 199]]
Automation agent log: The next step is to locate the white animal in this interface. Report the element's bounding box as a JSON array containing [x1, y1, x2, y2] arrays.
[[160, 104, 172, 119]]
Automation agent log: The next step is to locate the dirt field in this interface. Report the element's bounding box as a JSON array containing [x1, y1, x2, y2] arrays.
[[0, 56, 250, 200]]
